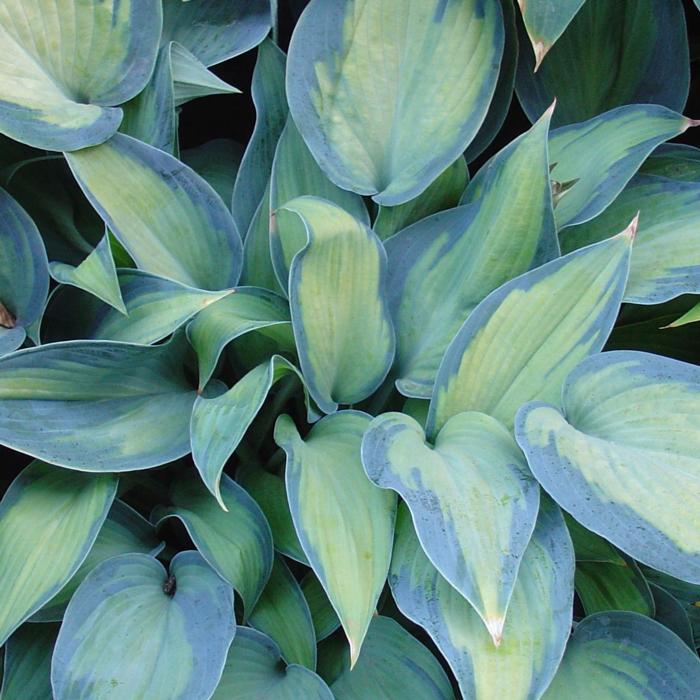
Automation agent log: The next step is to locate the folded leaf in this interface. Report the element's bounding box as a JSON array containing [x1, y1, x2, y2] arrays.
[[0, 462, 117, 645], [389, 498, 574, 700], [286, 0, 504, 205], [516, 350, 700, 583], [276, 411, 396, 666], [1, 623, 58, 700], [428, 225, 633, 436], [170, 42, 240, 106], [363, 411, 539, 643], [52, 551, 235, 700]]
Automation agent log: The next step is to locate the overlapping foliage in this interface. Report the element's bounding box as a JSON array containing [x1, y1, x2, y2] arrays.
[[0, 1, 699, 698]]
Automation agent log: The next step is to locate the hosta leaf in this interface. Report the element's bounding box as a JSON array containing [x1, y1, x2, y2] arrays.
[[248, 556, 316, 669], [517, 0, 585, 69], [154, 473, 272, 617], [301, 572, 341, 642], [389, 498, 574, 700], [373, 157, 469, 241], [1, 623, 58, 700], [387, 106, 558, 398], [649, 583, 695, 649], [549, 105, 694, 229], [0, 462, 117, 645], [182, 139, 244, 205], [212, 627, 333, 700], [66, 133, 242, 290], [516, 350, 700, 583], [427, 226, 633, 436], [187, 287, 290, 389], [362, 411, 539, 644], [191, 356, 307, 505], [0, 0, 161, 150], [541, 612, 700, 699], [275, 411, 396, 665], [640, 143, 700, 182], [32, 499, 163, 622], [0, 334, 197, 471], [283, 197, 394, 412], [0, 187, 49, 355], [162, 0, 272, 67], [561, 175, 700, 304], [237, 463, 308, 565], [668, 302, 700, 328], [286, 0, 504, 205], [170, 42, 240, 106], [52, 552, 235, 700], [516, 0, 690, 128], [329, 616, 454, 699]]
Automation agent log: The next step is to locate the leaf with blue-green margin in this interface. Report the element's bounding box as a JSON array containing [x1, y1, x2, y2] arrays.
[[515, 350, 700, 584], [0, 0, 161, 151], [232, 39, 287, 239], [301, 572, 341, 642], [286, 0, 503, 206], [389, 497, 574, 700], [0, 187, 49, 355], [187, 287, 290, 389], [66, 133, 243, 290], [237, 463, 309, 565], [387, 106, 558, 398], [649, 583, 695, 649], [0, 334, 197, 471], [0, 461, 117, 646], [561, 175, 700, 304], [427, 224, 633, 436], [329, 615, 454, 698], [212, 626, 334, 700], [548, 104, 696, 229], [51, 551, 235, 700], [276, 411, 396, 665], [248, 556, 316, 669], [541, 611, 700, 699], [516, 0, 585, 70], [640, 143, 700, 182], [170, 42, 240, 106], [1, 623, 58, 700], [363, 410, 539, 644], [32, 499, 163, 623], [373, 157, 468, 241], [283, 196, 395, 412], [183, 139, 244, 205], [154, 473, 273, 617], [515, 0, 690, 128], [162, 0, 271, 67], [191, 356, 308, 505]]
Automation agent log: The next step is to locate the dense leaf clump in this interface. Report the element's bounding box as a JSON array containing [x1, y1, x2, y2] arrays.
[[0, 1, 699, 698]]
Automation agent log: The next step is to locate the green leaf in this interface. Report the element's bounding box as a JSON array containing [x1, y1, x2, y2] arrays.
[[301, 572, 341, 642], [387, 106, 558, 398], [330, 616, 454, 698], [0, 0, 162, 150], [31, 499, 163, 622], [516, 0, 690, 128], [286, 0, 504, 205], [155, 472, 273, 617], [667, 302, 700, 328], [182, 139, 244, 205], [649, 583, 695, 649], [0, 462, 117, 645], [640, 143, 700, 182], [516, 350, 700, 583], [428, 226, 633, 436], [187, 287, 290, 389], [0, 187, 49, 355], [562, 175, 700, 304], [170, 42, 240, 106], [362, 411, 539, 644], [542, 612, 700, 698], [52, 551, 235, 700], [248, 556, 317, 669], [275, 411, 396, 665], [389, 498, 575, 700], [65, 133, 242, 290], [0, 334, 197, 471], [548, 104, 694, 229], [283, 196, 395, 412], [1, 623, 58, 700], [212, 627, 334, 699]]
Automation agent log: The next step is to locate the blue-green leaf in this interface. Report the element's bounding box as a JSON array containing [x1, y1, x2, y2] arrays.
[[170, 42, 240, 106], [182, 139, 244, 205], [1, 623, 58, 700], [640, 143, 700, 182], [301, 572, 341, 643], [649, 583, 695, 649]]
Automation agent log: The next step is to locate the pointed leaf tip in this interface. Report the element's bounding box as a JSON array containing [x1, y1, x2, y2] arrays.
[[624, 213, 640, 241], [485, 616, 505, 647], [533, 41, 550, 72], [684, 117, 700, 130]]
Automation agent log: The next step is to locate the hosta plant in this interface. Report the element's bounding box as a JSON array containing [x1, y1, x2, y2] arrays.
[[1, 0, 700, 698]]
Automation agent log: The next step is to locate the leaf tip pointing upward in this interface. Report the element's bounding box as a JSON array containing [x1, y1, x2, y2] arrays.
[[621, 213, 640, 242], [485, 616, 505, 647], [533, 40, 550, 72]]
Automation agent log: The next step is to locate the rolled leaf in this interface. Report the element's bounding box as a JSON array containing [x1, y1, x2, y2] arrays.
[[1, 623, 58, 700], [286, 0, 504, 205]]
